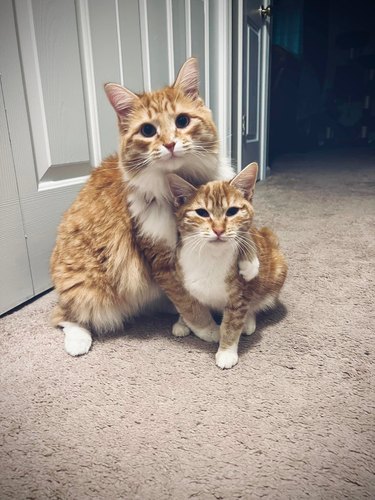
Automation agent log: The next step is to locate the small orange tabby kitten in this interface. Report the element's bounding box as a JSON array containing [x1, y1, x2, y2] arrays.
[[168, 163, 288, 369], [51, 58, 234, 356]]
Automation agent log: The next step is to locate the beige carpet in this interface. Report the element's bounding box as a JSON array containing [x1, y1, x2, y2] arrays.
[[1, 148, 374, 499]]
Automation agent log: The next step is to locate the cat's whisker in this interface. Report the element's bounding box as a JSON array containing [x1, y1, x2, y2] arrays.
[[194, 140, 220, 149], [190, 152, 218, 168], [128, 155, 152, 167], [126, 157, 153, 174], [193, 145, 218, 155]]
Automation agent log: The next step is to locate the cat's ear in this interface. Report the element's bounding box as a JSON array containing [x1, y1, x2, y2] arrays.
[[173, 58, 200, 100], [230, 162, 258, 201], [167, 174, 197, 208], [104, 83, 139, 118]]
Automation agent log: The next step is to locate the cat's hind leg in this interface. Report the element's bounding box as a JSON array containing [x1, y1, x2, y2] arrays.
[[51, 296, 123, 356], [52, 302, 93, 356], [60, 321, 92, 356]]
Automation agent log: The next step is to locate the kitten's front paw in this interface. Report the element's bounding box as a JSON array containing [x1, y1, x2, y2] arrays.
[[239, 257, 259, 282], [172, 316, 191, 337], [215, 348, 239, 369]]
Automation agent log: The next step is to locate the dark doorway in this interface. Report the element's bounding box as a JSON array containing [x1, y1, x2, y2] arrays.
[[268, 0, 375, 164]]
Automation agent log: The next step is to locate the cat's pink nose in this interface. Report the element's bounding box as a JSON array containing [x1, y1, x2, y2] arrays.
[[164, 142, 176, 152]]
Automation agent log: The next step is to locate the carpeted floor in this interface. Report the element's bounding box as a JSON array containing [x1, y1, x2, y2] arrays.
[[1, 148, 374, 499]]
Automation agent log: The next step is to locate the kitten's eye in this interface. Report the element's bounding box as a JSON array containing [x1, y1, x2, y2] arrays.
[[141, 123, 157, 137], [195, 208, 210, 218], [226, 207, 239, 217], [176, 114, 190, 129]]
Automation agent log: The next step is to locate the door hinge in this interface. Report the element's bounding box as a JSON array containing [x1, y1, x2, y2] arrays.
[[242, 115, 247, 136]]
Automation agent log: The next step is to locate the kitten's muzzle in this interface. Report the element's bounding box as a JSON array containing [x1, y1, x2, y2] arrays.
[[164, 142, 176, 152], [210, 230, 228, 243]]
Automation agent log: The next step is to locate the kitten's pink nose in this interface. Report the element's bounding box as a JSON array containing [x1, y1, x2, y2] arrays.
[[213, 228, 225, 237], [164, 142, 176, 152]]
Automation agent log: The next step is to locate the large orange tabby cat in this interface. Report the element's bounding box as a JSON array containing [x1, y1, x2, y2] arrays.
[[168, 163, 288, 369], [50, 58, 233, 356]]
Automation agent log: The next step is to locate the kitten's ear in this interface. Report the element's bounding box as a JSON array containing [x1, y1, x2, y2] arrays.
[[104, 83, 139, 117], [230, 162, 258, 201], [167, 174, 197, 208], [173, 58, 200, 100]]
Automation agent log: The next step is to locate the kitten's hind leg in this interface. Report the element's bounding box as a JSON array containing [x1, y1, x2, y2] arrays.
[[242, 311, 256, 336], [172, 315, 191, 337], [59, 321, 92, 356], [184, 318, 220, 343]]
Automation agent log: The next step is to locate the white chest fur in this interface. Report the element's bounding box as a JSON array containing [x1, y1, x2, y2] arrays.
[[179, 243, 236, 311], [128, 191, 177, 248]]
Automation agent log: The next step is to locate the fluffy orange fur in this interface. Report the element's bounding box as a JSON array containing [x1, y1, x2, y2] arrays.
[[51, 155, 153, 331], [50, 58, 232, 355]]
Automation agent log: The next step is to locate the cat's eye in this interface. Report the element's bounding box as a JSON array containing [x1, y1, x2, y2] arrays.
[[141, 123, 157, 137], [226, 207, 239, 217], [195, 208, 210, 218], [176, 114, 190, 129]]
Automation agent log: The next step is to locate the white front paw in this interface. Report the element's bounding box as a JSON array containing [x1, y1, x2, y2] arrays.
[[172, 316, 191, 337], [215, 348, 239, 369], [239, 257, 259, 282]]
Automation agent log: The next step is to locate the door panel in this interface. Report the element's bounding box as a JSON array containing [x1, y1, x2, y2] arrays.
[[15, 0, 93, 187], [86, 0, 120, 160], [172, 0, 187, 76], [0, 79, 34, 314], [147, 0, 170, 89], [20, 187, 82, 295], [31, 0, 90, 168], [117, 0, 144, 91], [191, 0, 207, 102]]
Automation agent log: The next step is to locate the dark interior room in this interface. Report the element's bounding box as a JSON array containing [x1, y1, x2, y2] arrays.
[[269, 0, 375, 163]]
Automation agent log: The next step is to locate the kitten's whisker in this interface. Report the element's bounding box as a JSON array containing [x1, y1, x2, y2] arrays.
[[236, 234, 256, 250], [183, 234, 204, 258], [234, 235, 257, 257]]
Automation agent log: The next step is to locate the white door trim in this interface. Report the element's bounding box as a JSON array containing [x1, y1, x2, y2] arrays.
[[235, 0, 244, 173], [210, 0, 232, 161], [76, 0, 102, 167], [259, 6, 271, 180]]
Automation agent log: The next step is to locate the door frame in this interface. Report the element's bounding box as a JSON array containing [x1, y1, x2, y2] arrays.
[[232, 0, 271, 179]]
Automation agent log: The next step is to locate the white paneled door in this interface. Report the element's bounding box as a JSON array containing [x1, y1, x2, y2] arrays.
[[0, 0, 232, 314]]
